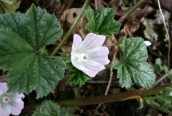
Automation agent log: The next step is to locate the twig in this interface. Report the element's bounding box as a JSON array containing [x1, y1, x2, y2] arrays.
[[105, 37, 118, 96], [95, 36, 118, 111], [144, 99, 172, 114], [118, 0, 145, 23], [157, 0, 171, 67], [87, 80, 118, 84], [54, 76, 70, 99], [57, 83, 172, 107], [50, 0, 90, 56], [95, 0, 98, 10], [154, 69, 172, 85]]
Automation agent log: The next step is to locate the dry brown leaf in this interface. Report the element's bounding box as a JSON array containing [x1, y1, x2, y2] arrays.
[[61, 42, 72, 53], [60, 8, 88, 53], [105, 36, 118, 61], [54, 0, 74, 17], [60, 8, 87, 37], [123, 20, 140, 36], [95, 0, 105, 9], [60, 8, 82, 26], [109, 0, 119, 9]]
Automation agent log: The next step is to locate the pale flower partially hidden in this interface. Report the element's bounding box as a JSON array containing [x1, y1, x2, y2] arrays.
[[0, 82, 24, 116], [71, 33, 110, 77], [144, 41, 151, 46]]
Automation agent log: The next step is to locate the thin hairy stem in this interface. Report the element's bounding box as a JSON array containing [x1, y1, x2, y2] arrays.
[[50, 0, 90, 56]]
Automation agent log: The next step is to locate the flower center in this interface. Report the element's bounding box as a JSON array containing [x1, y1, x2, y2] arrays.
[[75, 53, 89, 62], [2, 96, 11, 103]]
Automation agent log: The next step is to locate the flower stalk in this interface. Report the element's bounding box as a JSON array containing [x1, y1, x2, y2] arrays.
[[51, 0, 90, 56], [57, 83, 172, 107]]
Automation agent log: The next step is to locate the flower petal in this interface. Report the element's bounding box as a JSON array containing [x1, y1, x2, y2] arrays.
[[0, 104, 11, 116], [14, 93, 25, 99], [85, 47, 110, 65], [82, 60, 105, 77], [78, 33, 106, 51], [144, 41, 151, 46], [10, 94, 24, 115], [0, 82, 8, 95], [10, 98, 24, 115], [72, 34, 82, 51], [0, 109, 10, 116]]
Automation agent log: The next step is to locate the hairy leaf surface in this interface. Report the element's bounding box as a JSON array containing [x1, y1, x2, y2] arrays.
[[0, 5, 65, 98], [113, 37, 156, 88], [33, 100, 73, 116], [85, 7, 121, 36]]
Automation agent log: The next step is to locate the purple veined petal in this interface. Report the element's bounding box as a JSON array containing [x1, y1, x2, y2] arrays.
[[1, 104, 11, 116], [0, 106, 5, 116], [10, 98, 24, 115], [91, 56, 110, 65], [81, 60, 105, 77], [0, 82, 8, 95], [14, 93, 25, 99], [72, 34, 83, 51], [85, 47, 110, 65], [0, 107, 3, 116], [78, 33, 106, 51], [0, 109, 10, 116]]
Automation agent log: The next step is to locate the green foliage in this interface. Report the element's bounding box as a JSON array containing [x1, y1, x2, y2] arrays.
[[154, 58, 169, 73], [0, 5, 66, 98], [143, 19, 158, 41], [113, 37, 156, 88], [68, 63, 91, 86], [0, 0, 20, 13], [85, 7, 121, 36], [144, 87, 172, 113], [124, 0, 132, 6], [33, 100, 73, 116]]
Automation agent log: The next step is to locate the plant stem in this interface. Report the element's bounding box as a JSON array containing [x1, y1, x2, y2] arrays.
[[50, 0, 90, 56], [95, 0, 98, 10], [144, 99, 172, 114], [157, 0, 171, 67], [96, 36, 118, 110], [57, 83, 172, 107], [154, 69, 172, 85], [118, 0, 145, 23]]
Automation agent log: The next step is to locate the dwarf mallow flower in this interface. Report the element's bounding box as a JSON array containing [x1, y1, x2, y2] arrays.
[[0, 82, 24, 116], [71, 33, 110, 77], [144, 41, 151, 46]]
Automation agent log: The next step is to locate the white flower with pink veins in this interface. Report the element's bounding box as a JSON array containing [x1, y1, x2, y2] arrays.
[[71, 33, 110, 77], [0, 82, 24, 116]]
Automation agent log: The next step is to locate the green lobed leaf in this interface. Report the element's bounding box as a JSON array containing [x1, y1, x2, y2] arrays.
[[68, 63, 91, 86], [113, 37, 156, 88], [85, 7, 121, 36], [32, 100, 73, 116], [0, 5, 66, 98]]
